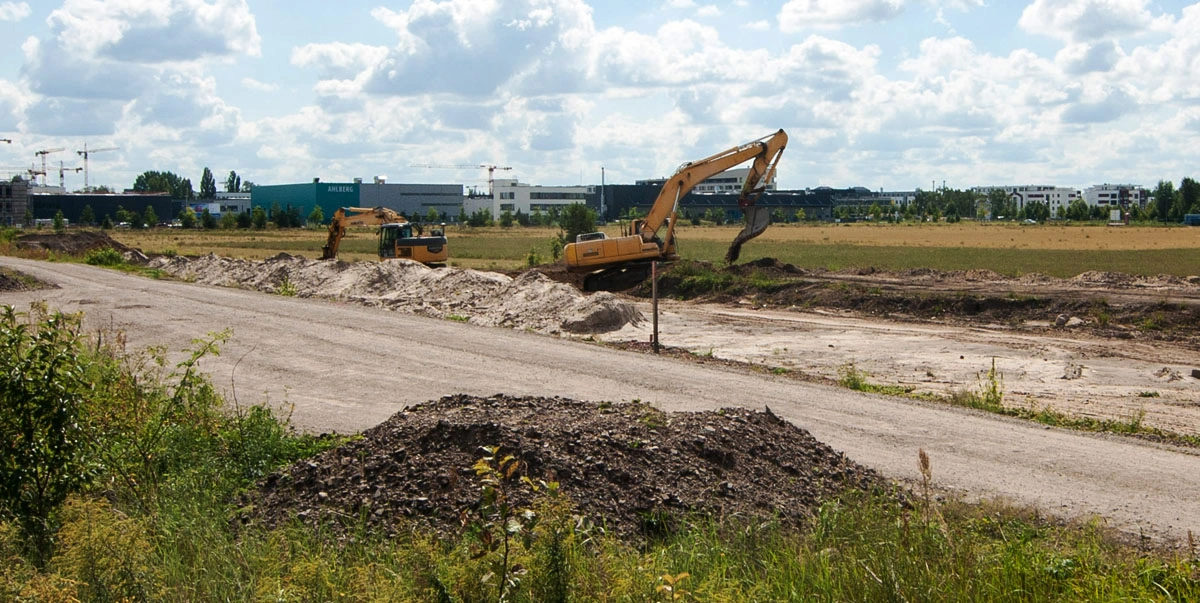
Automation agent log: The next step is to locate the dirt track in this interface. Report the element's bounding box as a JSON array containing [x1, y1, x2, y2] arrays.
[[1, 256, 1197, 548]]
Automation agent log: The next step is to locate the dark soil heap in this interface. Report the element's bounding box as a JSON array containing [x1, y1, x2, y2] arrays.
[[0, 267, 54, 292], [15, 231, 134, 256], [244, 395, 887, 539]]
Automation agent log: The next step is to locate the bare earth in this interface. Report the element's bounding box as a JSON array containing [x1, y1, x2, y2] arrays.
[[0, 252, 1198, 548]]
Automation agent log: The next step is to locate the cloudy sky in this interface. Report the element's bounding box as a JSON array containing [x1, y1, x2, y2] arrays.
[[0, 0, 1197, 194]]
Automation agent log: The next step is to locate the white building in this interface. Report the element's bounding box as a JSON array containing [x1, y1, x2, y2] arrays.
[[466, 179, 595, 218], [1083, 184, 1148, 210], [972, 185, 1080, 217]]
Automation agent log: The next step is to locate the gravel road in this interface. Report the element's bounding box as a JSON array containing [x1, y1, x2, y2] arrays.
[[2, 257, 1197, 547]]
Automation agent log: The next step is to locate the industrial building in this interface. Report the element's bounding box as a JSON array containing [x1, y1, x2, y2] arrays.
[[250, 178, 464, 223], [0, 177, 176, 226]]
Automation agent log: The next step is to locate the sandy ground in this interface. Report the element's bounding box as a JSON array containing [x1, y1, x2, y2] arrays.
[[1, 256, 1198, 549], [599, 300, 1200, 437]]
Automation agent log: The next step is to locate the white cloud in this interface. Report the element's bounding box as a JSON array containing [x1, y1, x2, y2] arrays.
[[1018, 0, 1172, 43], [664, 0, 695, 7], [0, 1, 29, 21], [779, 0, 905, 31], [697, 5, 721, 18], [241, 77, 278, 93], [743, 19, 770, 31], [46, 0, 261, 63]]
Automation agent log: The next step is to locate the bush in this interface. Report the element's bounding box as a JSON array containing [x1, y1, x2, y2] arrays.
[[0, 305, 95, 566], [84, 247, 125, 267]]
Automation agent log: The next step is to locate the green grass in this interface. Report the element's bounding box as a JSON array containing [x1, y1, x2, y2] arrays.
[[0, 305, 1196, 601]]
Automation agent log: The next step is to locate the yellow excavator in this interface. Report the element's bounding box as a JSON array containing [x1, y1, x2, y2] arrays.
[[321, 206, 448, 265], [564, 129, 788, 291]]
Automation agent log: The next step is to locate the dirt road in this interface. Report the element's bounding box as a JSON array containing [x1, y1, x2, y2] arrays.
[[1, 256, 1197, 547]]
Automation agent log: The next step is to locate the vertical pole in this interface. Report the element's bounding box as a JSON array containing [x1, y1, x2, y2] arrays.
[[652, 261, 660, 354]]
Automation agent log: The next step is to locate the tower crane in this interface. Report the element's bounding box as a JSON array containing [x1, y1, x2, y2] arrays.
[[1, 138, 11, 144], [410, 163, 512, 195], [58, 161, 83, 189], [35, 148, 65, 186], [77, 143, 119, 191]]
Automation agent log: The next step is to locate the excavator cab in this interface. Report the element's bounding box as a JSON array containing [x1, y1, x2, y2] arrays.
[[379, 222, 448, 265]]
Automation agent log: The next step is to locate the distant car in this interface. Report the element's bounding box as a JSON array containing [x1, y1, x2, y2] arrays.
[[1023, 219, 1037, 224]]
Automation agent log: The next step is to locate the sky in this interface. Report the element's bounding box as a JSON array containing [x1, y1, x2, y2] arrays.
[[0, 0, 1197, 194]]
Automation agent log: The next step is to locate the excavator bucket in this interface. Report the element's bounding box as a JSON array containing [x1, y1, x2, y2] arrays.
[[725, 204, 772, 264]]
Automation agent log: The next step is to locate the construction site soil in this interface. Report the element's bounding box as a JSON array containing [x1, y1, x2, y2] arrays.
[[241, 395, 888, 539]]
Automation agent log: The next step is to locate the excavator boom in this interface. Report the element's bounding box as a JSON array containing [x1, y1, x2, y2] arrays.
[[564, 129, 788, 290]]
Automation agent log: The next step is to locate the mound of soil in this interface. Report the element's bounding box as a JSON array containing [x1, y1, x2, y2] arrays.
[[0, 267, 54, 292], [642, 259, 1200, 348], [148, 254, 642, 335], [15, 231, 133, 255], [241, 395, 888, 539]]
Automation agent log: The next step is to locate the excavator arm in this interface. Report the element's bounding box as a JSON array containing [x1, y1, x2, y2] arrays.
[[321, 206, 407, 260], [564, 129, 788, 290]]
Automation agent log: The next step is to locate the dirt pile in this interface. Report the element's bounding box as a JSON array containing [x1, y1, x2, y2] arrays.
[[242, 395, 888, 539], [148, 253, 642, 335], [15, 231, 135, 256], [0, 267, 54, 292]]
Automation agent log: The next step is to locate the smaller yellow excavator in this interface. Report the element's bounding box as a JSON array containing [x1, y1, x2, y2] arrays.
[[321, 206, 448, 265]]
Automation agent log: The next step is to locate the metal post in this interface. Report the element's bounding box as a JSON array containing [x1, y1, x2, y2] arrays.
[[652, 261, 660, 354]]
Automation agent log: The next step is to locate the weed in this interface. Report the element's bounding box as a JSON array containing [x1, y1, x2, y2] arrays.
[[837, 362, 913, 396], [275, 277, 297, 297], [447, 314, 469, 323], [771, 367, 790, 375], [1137, 391, 1161, 398]]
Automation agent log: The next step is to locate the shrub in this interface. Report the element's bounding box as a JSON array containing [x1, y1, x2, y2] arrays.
[[84, 247, 125, 267]]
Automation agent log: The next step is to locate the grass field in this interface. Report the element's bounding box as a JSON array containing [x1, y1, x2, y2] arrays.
[[110, 221, 1200, 278]]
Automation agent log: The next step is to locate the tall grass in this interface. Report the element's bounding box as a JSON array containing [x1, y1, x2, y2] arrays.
[[1, 305, 1195, 600]]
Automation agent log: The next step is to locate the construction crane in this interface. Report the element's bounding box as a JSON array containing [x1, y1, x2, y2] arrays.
[[0, 138, 11, 144], [77, 143, 119, 191], [58, 161, 83, 189], [34, 147, 65, 186], [410, 163, 512, 195]]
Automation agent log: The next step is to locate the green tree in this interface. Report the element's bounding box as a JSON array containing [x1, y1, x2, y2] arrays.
[[1179, 177, 1200, 217], [78, 204, 95, 227], [23, 208, 33, 227], [225, 170, 241, 193], [499, 209, 514, 228], [286, 205, 303, 229], [251, 206, 268, 229], [468, 208, 493, 227], [1152, 180, 1177, 223], [220, 212, 238, 229], [143, 205, 159, 228], [425, 207, 440, 224], [555, 203, 598, 247], [200, 209, 218, 229], [515, 208, 529, 226], [199, 167, 217, 199], [457, 207, 468, 224], [794, 208, 806, 222], [236, 210, 252, 229], [987, 189, 1010, 220], [132, 171, 194, 200], [177, 207, 198, 229], [308, 205, 325, 228], [52, 210, 65, 232], [240, 181, 254, 192], [100, 215, 113, 230], [0, 306, 96, 567], [703, 207, 725, 225]]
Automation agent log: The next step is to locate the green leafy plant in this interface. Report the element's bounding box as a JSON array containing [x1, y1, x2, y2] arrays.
[[275, 277, 297, 297], [0, 304, 96, 567], [84, 247, 125, 267]]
